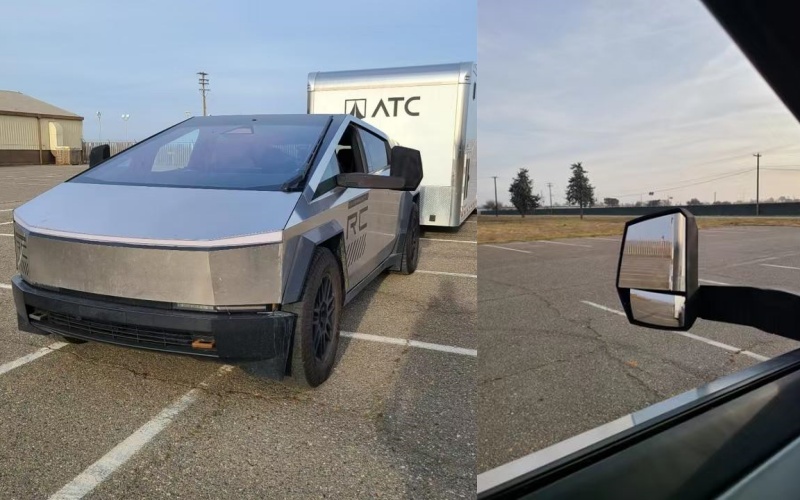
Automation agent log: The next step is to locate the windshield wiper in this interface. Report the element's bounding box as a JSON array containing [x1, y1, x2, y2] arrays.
[[281, 116, 333, 192]]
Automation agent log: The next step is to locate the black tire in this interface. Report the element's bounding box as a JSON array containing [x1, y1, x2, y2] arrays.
[[399, 203, 420, 275], [284, 247, 343, 388], [58, 335, 87, 344]]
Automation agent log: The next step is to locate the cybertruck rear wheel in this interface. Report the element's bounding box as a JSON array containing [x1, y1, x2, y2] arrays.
[[285, 247, 343, 388], [399, 202, 420, 275]]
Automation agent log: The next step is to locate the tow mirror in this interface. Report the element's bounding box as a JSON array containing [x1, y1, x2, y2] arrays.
[[616, 208, 699, 330], [335, 146, 423, 191], [390, 145, 423, 191], [89, 144, 110, 168]]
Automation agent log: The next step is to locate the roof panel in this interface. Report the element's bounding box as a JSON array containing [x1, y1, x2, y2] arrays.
[[0, 90, 83, 119]]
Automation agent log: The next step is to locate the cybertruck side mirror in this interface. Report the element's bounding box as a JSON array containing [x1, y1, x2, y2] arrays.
[[89, 144, 110, 168], [335, 146, 423, 191], [616, 208, 699, 331]]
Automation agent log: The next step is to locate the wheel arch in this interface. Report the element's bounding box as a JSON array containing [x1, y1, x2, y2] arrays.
[[282, 221, 347, 306]]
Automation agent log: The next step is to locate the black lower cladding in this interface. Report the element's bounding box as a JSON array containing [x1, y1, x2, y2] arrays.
[[11, 275, 295, 362]]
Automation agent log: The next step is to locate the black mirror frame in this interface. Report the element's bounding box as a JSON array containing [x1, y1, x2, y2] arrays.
[[335, 172, 407, 190], [616, 207, 699, 331]]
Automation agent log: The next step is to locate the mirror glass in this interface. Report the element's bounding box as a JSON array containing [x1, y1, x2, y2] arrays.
[[619, 213, 686, 292], [630, 289, 686, 328]]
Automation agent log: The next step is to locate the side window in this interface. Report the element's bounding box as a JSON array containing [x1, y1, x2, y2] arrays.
[[358, 129, 389, 173], [315, 154, 341, 197]]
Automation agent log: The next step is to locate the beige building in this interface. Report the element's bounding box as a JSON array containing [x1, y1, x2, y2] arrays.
[[0, 90, 84, 166]]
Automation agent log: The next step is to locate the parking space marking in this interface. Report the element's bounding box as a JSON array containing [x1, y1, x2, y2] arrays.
[[421, 238, 477, 244], [539, 240, 592, 248], [0, 233, 12, 237], [341, 331, 477, 357], [761, 263, 800, 271], [591, 238, 621, 242], [0, 221, 12, 226], [0, 208, 14, 212], [0, 342, 69, 377], [49, 365, 233, 500], [580, 301, 768, 362], [700, 279, 732, 285], [482, 244, 535, 254], [416, 270, 476, 278], [0, 283, 10, 290]]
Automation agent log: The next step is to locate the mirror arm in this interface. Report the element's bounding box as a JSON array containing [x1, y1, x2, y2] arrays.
[[696, 285, 800, 340]]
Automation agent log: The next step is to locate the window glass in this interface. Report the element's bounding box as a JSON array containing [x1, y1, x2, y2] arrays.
[[359, 129, 389, 173]]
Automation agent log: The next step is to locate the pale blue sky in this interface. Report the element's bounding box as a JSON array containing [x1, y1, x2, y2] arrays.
[[2, 0, 475, 141], [479, 0, 800, 206]]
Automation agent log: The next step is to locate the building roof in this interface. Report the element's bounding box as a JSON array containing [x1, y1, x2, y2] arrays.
[[0, 90, 83, 120]]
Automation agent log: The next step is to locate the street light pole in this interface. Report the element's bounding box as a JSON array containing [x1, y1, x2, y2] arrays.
[[753, 152, 761, 216], [121, 114, 130, 142], [492, 176, 499, 217], [96, 111, 102, 142]]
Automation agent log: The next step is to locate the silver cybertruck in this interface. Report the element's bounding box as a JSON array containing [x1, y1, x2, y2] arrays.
[[11, 114, 422, 387]]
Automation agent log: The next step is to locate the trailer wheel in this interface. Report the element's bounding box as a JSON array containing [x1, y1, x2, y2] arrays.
[[399, 202, 420, 275], [284, 247, 343, 388]]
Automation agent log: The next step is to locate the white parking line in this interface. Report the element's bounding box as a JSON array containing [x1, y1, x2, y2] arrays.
[[341, 331, 477, 357], [591, 238, 620, 242], [49, 365, 233, 500], [700, 279, 732, 285], [0, 208, 14, 212], [0, 233, 13, 237], [0, 283, 10, 290], [0, 342, 69, 377], [416, 270, 476, 278], [761, 264, 800, 271], [482, 244, 534, 254], [0, 221, 12, 226], [580, 301, 768, 362], [421, 238, 477, 244], [539, 240, 592, 248]]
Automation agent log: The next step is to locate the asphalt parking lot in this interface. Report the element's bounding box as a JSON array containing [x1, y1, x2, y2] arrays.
[[0, 165, 477, 499], [478, 224, 800, 472]]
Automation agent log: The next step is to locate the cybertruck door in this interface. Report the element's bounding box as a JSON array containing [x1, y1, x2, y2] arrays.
[[354, 126, 402, 267]]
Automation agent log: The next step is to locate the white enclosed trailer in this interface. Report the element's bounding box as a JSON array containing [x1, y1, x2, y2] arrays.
[[308, 62, 477, 227]]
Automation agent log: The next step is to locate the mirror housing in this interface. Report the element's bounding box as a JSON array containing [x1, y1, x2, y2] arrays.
[[89, 144, 110, 168], [390, 145, 423, 191], [616, 208, 699, 330], [335, 146, 423, 191]]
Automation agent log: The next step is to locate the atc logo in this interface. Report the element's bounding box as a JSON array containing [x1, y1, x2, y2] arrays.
[[344, 97, 421, 118], [345, 99, 367, 118]]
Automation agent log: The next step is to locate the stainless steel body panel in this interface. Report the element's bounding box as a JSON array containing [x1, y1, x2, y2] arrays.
[[13, 113, 406, 308], [307, 62, 476, 227], [13, 182, 299, 244], [16, 224, 284, 306]]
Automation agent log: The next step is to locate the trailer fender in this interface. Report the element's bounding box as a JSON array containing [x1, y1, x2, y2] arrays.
[[282, 221, 345, 305]]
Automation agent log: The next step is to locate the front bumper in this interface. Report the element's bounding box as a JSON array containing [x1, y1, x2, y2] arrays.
[[11, 275, 295, 363]]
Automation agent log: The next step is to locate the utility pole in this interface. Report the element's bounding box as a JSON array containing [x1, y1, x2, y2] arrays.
[[492, 176, 499, 217], [197, 72, 210, 116], [753, 152, 761, 215], [547, 182, 553, 214], [121, 114, 130, 142], [96, 111, 102, 142]]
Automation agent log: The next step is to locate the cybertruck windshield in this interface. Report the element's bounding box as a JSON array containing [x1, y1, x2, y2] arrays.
[[71, 114, 331, 191]]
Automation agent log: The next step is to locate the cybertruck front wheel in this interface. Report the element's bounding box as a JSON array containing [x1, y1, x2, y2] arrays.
[[284, 247, 343, 388], [399, 202, 420, 275]]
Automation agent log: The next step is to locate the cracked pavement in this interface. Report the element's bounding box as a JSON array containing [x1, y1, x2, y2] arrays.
[[478, 226, 800, 472], [0, 166, 476, 499]]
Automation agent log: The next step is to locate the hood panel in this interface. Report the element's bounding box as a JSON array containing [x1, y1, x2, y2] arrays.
[[14, 183, 301, 243]]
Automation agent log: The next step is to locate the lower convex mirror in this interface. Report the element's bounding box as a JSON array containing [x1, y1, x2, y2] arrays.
[[630, 290, 686, 328], [617, 208, 699, 330]]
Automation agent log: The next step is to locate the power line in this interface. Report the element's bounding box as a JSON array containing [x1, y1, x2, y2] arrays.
[[197, 72, 209, 116], [609, 167, 755, 199]]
